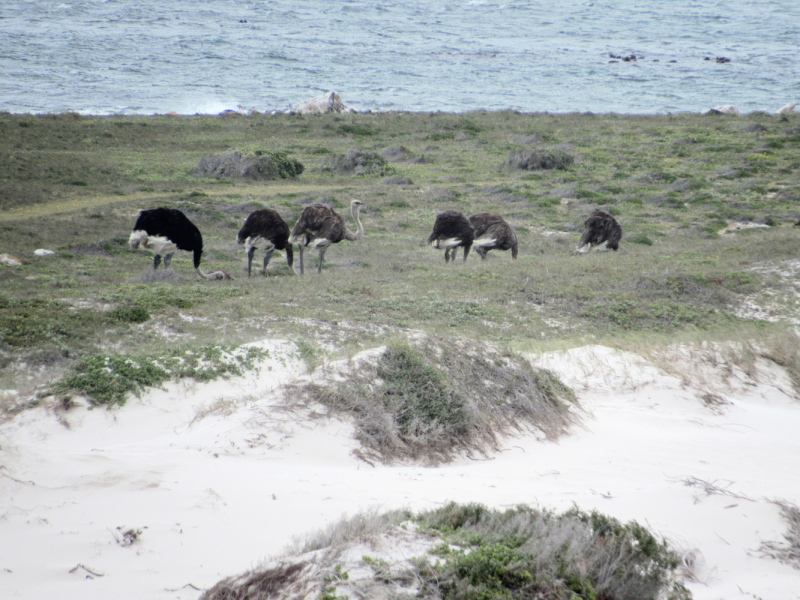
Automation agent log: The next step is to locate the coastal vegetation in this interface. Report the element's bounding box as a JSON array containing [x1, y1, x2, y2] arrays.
[[1, 108, 799, 402], [2, 108, 799, 598], [201, 503, 691, 600]]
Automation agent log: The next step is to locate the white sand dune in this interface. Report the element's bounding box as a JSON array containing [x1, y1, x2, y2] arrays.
[[1, 342, 799, 599]]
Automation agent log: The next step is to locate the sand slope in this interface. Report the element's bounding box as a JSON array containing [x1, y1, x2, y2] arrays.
[[1, 342, 799, 599]]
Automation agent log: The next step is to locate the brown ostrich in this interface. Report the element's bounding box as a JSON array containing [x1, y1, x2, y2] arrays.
[[469, 212, 518, 260], [575, 209, 622, 253], [128, 207, 231, 280], [288, 199, 365, 274], [427, 210, 474, 263], [237, 209, 294, 277]]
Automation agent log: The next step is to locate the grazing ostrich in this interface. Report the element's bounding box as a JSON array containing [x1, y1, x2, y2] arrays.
[[575, 209, 622, 253], [237, 209, 294, 277], [427, 210, 474, 263], [288, 199, 365, 274], [128, 207, 231, 280], [469, 212, 518, 260]]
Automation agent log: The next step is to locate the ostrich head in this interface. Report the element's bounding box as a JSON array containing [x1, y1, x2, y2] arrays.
[[128, 230, 149, 250]]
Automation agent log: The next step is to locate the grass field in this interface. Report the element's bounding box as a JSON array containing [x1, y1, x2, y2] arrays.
[[1, 109, 799, 398]]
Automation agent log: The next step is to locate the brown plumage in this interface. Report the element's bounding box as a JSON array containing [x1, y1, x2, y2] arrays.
[[576, 209, 622, 253], [288, 200, 365, 274], [469, 212, 518, 260], [427, 210, 474, 263], [237, 209, 294, 277]]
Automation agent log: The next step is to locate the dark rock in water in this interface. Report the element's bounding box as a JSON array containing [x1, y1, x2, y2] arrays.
[[609, 53, 639, 62]]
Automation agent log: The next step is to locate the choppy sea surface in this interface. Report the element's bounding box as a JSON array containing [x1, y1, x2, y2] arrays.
[[1, 0, 798, 116]]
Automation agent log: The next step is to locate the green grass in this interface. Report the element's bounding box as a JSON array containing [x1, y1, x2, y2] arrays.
[[0, 109, 798, 399]]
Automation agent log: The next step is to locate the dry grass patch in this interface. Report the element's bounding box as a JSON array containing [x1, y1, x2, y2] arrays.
[[759, 500, 800, 570], [622, 327, 800, 404], [286, 336, 578, 465]]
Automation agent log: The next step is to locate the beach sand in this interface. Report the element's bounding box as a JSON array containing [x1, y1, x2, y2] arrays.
[[1, 341, 799, 599]]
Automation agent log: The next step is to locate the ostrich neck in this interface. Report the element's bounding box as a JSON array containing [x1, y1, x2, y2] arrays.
[[347, 204, 364, 240]]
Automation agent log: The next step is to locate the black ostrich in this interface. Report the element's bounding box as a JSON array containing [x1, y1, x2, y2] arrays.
[[237, 209, 294, 277], [469, 212, 518, 260], [427, 210, 474, 263], [575, 209, 622, 253], [288, 199, 365, 274], [128, 207, 231, 280]]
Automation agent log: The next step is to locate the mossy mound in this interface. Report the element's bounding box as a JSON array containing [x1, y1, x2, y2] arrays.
[[193, 150, 304, 180]]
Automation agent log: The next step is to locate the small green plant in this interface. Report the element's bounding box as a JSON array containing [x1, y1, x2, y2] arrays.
[[54, 345, 267, 406], [107, 304, 150, 323], [629, 233, 654, 246], [338, 123, 379, 137], [295, 339, 319, 371]]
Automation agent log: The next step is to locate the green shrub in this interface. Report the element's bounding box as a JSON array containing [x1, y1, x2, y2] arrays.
[[107, 304, 150, 323], [629, 233, 654, 246], [193, 150, 304, 180], [287, 337, 576, 465], [338, 123, 379, 137], [505, 149, 574, 170], [54, 345, 267, 406]]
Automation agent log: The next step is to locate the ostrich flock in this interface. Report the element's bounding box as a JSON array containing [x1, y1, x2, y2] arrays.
[[128, 201, 621, 280]]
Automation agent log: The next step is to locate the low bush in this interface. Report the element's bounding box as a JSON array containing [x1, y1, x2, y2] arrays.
[[287, 337, 577, 465], [107, 304, 150, 323], [54, 345, 268, 406], [201, 503, 690, 600], [318, 148, 392, 176], [505, 149, 574, 170], [0, 297, 106, 349], [193, 150, 304, 180]]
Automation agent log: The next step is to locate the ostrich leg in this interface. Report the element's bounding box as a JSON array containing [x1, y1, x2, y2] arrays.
[[476, 247, 488, 260], [462, 243, 472, 261], [153, 254, 162, 270], [164, 253, 174, 269], [317, 247, 328, 274], [247, 247, 256, 277], [444, 248, 451, 263], [262, 248, 275, 274], [297, 245, 305, 275]]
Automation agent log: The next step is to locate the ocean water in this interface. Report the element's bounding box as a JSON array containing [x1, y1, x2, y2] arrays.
[[1, 0, 798, 116]]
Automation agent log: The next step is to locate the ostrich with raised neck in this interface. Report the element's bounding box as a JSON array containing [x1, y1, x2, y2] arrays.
[[288, 199, 365, 274]]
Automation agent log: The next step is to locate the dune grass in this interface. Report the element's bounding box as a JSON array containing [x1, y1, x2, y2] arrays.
[[201, 503, 690, 600], [760, 500, 800, 571], [286, 336, 577, 465]]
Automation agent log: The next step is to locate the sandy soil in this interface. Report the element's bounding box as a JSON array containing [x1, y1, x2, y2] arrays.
[[1, 341, 799, 600]]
